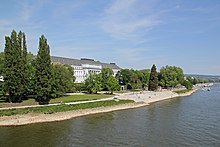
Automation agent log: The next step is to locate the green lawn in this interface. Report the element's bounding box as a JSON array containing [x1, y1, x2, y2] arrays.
[[174, 89, 191, 94], [0, 94, 113, 108], [50, 94, 113, 103], [0, 100, 134, 117], [129, 89, 143, 92]]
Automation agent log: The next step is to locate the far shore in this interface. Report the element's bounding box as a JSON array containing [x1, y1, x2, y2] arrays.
[[0, 89, 198, 126]]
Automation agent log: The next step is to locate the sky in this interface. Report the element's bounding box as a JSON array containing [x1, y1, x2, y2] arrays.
[[0, 0, 220, 75]]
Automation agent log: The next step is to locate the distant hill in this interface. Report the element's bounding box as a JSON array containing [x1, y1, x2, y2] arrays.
[[185, 74, 220, 82]]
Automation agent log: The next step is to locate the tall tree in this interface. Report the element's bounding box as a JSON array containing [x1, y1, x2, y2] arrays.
[[107, 76, 120, 94], [0, 52, 5, 96], [85, 72, 96, 94], [85, 72, 102, 94], [181, 80, 193, 90], [139, 69, 150, 88], [18, 32, 28, 98], [34, 35, 52, 104], [117, 69, 150, 90], [4, 36, 12, 101], [51, 64, 75, 97], [158, 65, 184, 88], [0, 52, 4, 75], [101, 68, 113, 90], [3, 30, 26, 102], [21, 52, 36, 96], [22, 33, 28, 97], [94, 74, 102, 94], [148, 64, 158, 91], [118, 69, 132, 85]]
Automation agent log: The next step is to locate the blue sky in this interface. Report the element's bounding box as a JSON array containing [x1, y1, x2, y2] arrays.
[[0, 0, 220, 75]]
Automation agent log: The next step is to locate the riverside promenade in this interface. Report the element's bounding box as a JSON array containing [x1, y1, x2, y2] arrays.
[[0, 89, 197, 126]]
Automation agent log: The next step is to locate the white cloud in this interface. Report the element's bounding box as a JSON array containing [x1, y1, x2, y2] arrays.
[[101, 0, 162, 40]]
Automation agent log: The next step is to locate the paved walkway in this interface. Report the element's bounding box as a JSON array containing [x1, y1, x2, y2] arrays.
[[0, 97, 115, 110], [0, 89, 196, 111]]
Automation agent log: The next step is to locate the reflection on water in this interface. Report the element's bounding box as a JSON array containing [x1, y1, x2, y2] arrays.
[[0, 84, 220, 147]]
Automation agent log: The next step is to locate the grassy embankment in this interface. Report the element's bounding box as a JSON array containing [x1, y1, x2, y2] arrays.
[[174, 89, 191, 94], [0, 94, 113, 107], [114, 89, 142, 94], [0, 100, 134, 117], [51, 94, 113, 103]]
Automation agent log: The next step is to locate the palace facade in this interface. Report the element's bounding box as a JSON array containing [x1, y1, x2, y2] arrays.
[[51, 56, 121, 83]]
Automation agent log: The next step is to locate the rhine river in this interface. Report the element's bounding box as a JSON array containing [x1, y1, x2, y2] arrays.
[[0, 84, 220, 147]]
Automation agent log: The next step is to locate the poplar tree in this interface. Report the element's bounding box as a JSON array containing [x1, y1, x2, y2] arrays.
[[17, 31, 26, 98], [34, 35, 52, 104], [148, 64, 158, 91], [21, 32, 28, 97], [4, 36, 13, 102], [4, 30, 26, 102]]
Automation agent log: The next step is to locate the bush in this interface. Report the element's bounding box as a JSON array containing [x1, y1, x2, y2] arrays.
[[182, 80, 193, 90]]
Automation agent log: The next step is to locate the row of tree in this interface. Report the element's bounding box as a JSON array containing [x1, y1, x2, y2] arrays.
[[116, 69, 150, 90], [115, 64, 211, 91], [150, 65, 214, 90], [4, 31, 29, 102], [1, 30, 74, 104], [186, 76, 209, 85], [85, 68, 120, 94], [114, 64, 186, 91], [1, 30, 212, 103], [0, 30, 123, 103]]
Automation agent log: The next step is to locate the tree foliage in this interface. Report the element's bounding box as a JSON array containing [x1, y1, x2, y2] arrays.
[[0, 30, 199, 104], [139, 69, 151, 86], [0, 52, 4, 75], [3, 30, 28, 102], [20, 32, 28, 97], [116, 69, 131, 88], [85, 71, 119, 94], [0, 52, 4, 96], [148, 64, 158, 91], [85, 72, 102, 94], [34, 35, 52, 104], [116, 69, 150, 90], [158, 65, 184, 88], [182, 80, 193, 90], [26, 59, 36, 96], [51, 64, 75, 97], [101, 68, 113, 90], [187, 76, 209, 85], [1, 31, 77, 103], [107, 76, 120, 94]]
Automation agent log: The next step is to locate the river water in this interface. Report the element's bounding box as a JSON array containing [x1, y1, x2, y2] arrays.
[[0, 84, 220, 147]]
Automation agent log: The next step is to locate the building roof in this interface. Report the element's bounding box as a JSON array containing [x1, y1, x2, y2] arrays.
[[51, 56, 121, 70]]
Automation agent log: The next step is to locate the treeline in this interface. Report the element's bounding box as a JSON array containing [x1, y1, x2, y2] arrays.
[[186, 76, 210, 85], [0, 30, 211, 104], [84, 68, 120, 94], [116, 69, 151, 90], [75, 64, 211, 94], [115, 65, 211, 91], [0, 30, 74, 104], [116, 64, 189, 91], [0, 30, 122, 104]]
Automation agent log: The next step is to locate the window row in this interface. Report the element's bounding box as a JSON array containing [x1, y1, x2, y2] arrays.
[[89, 70, 100, 74]]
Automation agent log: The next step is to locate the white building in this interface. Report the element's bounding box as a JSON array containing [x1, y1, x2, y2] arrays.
[[51, 56, 121, 83]]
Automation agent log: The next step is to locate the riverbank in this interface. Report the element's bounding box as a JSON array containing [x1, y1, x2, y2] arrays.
[[117, 88, 197, 104], [0, 89, 198, 126]]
